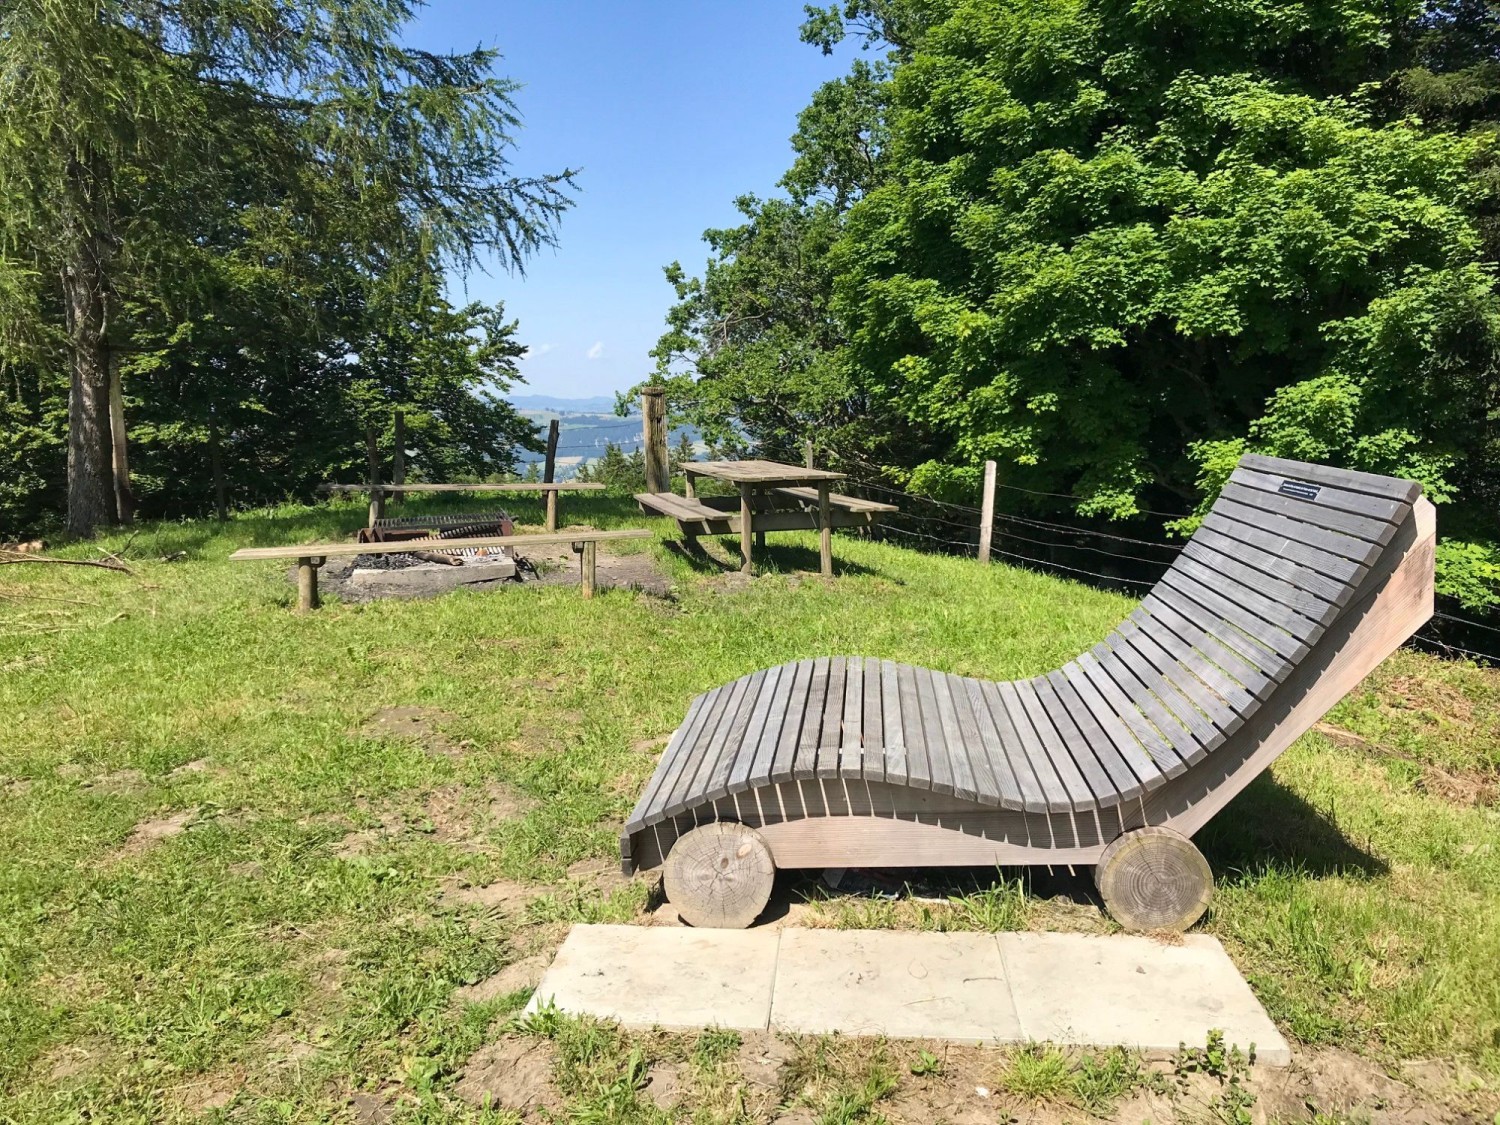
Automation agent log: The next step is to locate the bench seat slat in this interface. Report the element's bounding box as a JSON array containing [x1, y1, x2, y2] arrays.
[[1221, 481, 1396, 546]]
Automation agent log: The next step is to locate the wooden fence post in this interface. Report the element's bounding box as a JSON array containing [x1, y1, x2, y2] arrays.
[[978, 460, 997, 565], [580, 540, 598, 599], [544, 418, 560, 531], [804, 439, 815, 469], [642, 387, 668, 494], [392, 409, 406, 506], [365, 425, 384, 527]]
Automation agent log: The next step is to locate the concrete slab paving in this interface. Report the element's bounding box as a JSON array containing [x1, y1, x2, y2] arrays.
[[772, 929, 1022, 1043], [527, 925, 1290, 1065], [525, 924, 780, 1030], [1000, 932, 1290, 1065]]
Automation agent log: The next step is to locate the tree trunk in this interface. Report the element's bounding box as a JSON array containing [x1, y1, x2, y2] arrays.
[[108, 347, 134, 525], [210, 407, 227, 521], [61, 154, 116, 539]]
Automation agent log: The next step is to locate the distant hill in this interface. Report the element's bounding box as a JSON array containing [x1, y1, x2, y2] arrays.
[[508, 393, 619, 414]]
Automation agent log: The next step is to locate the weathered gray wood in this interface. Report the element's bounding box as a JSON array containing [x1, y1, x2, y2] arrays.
[[689, 459, 845, 485], [642, 387, 669, 495], [1034, 675, 1121, 807], [636, 690, 724, 826], [296, 557, 319, 612], [1056, 664, 1162, 791], [978, 460, 997, 565], [861, 658, 885, 782], [770, 661, 814, 784], [1121, 626, 1241, 742], [739, 484, 754, 575], [1181, 540, 1339, 625], [1215, 497, 1382, 565], [946, 673, 991, 803], [794, 658, 832, 779], [880, 660, 908, 787], [1043, 671, 1143, 803], [998, 681, 1076, 811], [773, 486, 899, 514], [816, 657, 849, 779], [1126, 611, 1256, 713], [730, 664, 784, 796], [580, 540, 598, 599], [1086, 649, 1195, 777], [663, 821, 775, 929], [973, 679, 1046, 812], [1240, 453, 1421, 503], [1135, 599, 1274, 700], [1098, 640, 1216, 763], [1221, 480, 1396, 545], [1095, 826, 1213, 932], [1159, 568, 1308, 662], [1148, 585, 1288, 682], [230, 528, 651, 561], [1171, 554, 1325, 645], [664, 676, 751, 817], [704, 670, 769, 802], [818, 483, 834, 578], [1201, 510, 1369, 586], [897, 664, 931, 788], [1230, 465, 1406, 523], [916, 667, 956, 797], [1069, 655, 1177, 774], [1190, 524, 1355, 606]]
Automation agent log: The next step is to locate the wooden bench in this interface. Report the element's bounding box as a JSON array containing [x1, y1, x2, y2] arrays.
[[634, 488, 895, 536], [318, 482, 606, 532], [230, 529, 653, 611], [621, 454, 1437, 931]]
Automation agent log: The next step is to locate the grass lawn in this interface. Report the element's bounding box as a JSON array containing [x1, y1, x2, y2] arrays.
[[2, 493, 1497, 1123]]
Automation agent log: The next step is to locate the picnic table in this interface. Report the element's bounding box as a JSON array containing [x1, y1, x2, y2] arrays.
[[634, 459, 897, 577]]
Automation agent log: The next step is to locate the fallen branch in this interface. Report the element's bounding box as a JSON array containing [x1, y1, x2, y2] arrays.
[[0, 550, 132, 574]]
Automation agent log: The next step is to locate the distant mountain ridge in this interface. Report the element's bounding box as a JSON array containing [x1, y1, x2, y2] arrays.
[[508, 393, 621, 414]]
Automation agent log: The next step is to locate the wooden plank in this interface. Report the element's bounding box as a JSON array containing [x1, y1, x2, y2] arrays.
[[690, 459, 845, 484], [1160, 568, 1310, 662], [1221, 480, 1395, 545], [1230, 466, 1407, 523], [663, 673, 755, 817], [880, 660, 908, 787], [1119, 627, 1240, 743], [1057, 663, 1163, 790], [772, 486, 900, 514], [1032, 675, 1120, 807], [703, 670, 769, 802], [996, 680, 1075, 811], [916, 667, 958, 797], [645, 684, 736, 824], [1239, 453, 1421, 504], [1134, 598, 1274, 700], [1042, 671, 1143, 804], [627, 694, 710, 829], [1181, 540, 1340, 625], [946, 674, 995, 804], [1015, 679, 1097, 811], [1126, 609, 1258, 712], [730, 663, 785, 795], [1201, 510, 1368, 586], [1071, 655, 1182, 776], [1148, 584, 1288, 682], [794, 658, 832, 780], [1214, 497, 1381, 566], [959, 678, 1028, 810], [1098, 640, 1216, 764], [896, 664, 931, 789], [861, 658, 885, 783], [1086, 649, 1195, 777], [838, 655, 865, 778], [1170, 556, 1324, 654], [814, 656, 848, 779], [931, 672, 980, 802], [1191, 525, 1355, 606], [230, 528, 652, 561], [770, 661, 815, 784], [972, 684, 1044, 816]]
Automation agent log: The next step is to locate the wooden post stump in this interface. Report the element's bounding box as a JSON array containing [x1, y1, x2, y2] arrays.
[[663, 821, 776, 929], [738, 484, 754, 574], [1095, 826, 1213, 932], [978, 460, 996, 564], [642, 387, 669, 494], [817, 483, 833, 577], [546, 489, 559, 533], [295, 556, 321, 613], [580, 539, 598, 599]]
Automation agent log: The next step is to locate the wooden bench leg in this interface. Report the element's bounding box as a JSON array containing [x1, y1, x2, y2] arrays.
[[754, 488, 766, 551], [546, 489, 558, 533], [296, 556, 321, 612], [580, 540, 598, 598], [739, 484, 753, 574], [818, 484, 833, 578], [684, 471, 696, 499]]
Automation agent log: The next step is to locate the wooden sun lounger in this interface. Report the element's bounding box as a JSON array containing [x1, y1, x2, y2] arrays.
[[621, 455, 1437, 930]]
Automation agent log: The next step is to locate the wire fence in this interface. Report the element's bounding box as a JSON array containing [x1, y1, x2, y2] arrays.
[[842, 471, 1500, 666]]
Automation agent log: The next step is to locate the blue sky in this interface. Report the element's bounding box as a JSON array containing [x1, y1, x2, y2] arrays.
[[403, 2, 857, 401]]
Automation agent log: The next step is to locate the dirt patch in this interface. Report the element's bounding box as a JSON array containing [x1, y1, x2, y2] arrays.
[[363, 706, 467, 759], [168, 758, 211, 778], [84, 768, 146, 795], [441, 877, 543, 913], [1316, 721, 1498, 806], [112, 809, 194, 859], [455, 952, 553, 1004], [643, 1060, 685, 1110], [335, 781, 533, 857], [318, 547, 671, 605], [349, 1090, 395, 1124], [1257, 1046, 1496, 1124], [229, 860, 264, 878], [166, 1069, 243, 1116], [453, 1036, 563, 1114], [3, 777, 33, 797]]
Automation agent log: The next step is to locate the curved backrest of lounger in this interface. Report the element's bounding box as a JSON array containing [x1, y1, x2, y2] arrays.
[[622, 455, 1433, 864]]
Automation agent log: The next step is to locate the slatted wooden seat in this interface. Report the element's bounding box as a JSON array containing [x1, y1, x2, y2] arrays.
[[621, 455, 1437, 930]]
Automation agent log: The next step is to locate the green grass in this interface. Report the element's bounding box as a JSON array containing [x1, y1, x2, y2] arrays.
[[2, 493, 1498, 1121]]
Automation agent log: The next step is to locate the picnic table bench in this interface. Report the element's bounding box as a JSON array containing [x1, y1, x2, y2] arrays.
[[622, 454, 1437, 932], [318, 481, 606, 532], [230, 528, 652, 611], [635, 459, 897, 576]]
